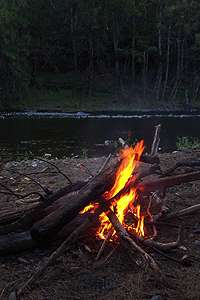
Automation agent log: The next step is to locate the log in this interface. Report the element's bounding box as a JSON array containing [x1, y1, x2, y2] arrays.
[[137, 171, 200, 194], [31, 158, 119, 241], [0, 181, 87, 235], [162, 203, 200, 220], [0, 231, 36, 255]]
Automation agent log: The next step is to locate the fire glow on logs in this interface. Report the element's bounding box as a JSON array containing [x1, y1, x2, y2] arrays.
[[80, 140, 149, 240]]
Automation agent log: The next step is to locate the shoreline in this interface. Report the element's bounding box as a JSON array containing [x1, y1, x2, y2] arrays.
[[1, 108, 200, 119]]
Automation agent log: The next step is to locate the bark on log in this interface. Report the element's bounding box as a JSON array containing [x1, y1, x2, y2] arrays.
[[0, 181, 87, 235], [137, 171, 200, 194], [31, 158, 119, 241], [0, 231, 36, 255], [162, 203, 200, 220]]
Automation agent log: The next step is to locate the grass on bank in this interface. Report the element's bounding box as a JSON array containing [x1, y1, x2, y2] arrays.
[[176, 136, 200, 151]]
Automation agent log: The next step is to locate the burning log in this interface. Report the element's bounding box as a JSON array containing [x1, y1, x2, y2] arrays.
[[31, 158, 120, 241]]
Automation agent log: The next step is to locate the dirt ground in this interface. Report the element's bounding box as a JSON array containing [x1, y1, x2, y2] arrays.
[[1, 151, 200, 300]]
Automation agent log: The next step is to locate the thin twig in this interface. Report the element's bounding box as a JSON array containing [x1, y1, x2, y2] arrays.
[[77, 163, 94, 177], [10, 170, 52, 195], [36, 158, 72, 184], [0, 183, 43, 200], [140, 225, 182, 251], [97, 154, 112, 175], [95, 229, 113, 260]]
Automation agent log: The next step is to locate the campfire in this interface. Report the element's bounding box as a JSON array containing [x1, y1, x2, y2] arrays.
[[2, 124, 200, 298], [81, 140, 146, 241]]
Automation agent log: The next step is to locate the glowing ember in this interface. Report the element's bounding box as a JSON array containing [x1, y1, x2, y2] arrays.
[[81, 140, 147, 240], [80, 204, 95, 214]]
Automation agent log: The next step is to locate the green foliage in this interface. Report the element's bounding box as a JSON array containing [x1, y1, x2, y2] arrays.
[[176, 137, 200, 150], [1, 0, 200, 108]]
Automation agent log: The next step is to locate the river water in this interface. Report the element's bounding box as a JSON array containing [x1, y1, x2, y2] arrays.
[[0, 112, 200, 160]]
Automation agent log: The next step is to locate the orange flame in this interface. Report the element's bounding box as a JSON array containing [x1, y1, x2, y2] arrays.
[[97, 140, 145, 240], [80, 140, 146, 240]]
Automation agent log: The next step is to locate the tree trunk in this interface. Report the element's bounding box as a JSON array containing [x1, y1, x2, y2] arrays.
[[88, 36, 94, 97], [112, 14, 122, 95], [155, 1, 163, 101], [131, 1, 136, 84], [161, 25, 171, 100], [70, 5, 78, 72]]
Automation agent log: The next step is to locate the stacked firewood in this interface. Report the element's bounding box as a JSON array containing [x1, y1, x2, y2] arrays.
[[0, 125, 200, 299]]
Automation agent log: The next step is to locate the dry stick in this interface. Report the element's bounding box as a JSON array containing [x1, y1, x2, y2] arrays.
[[94, 244, 119, 268], [140, 226, 182, 251], [36, 158, 72, 184], [97, 153, 112, 175], [95, 229, 114, 260], [99, 200, 160, 273], [150, 124, 161, 156], [163, 203, 200, 220]]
